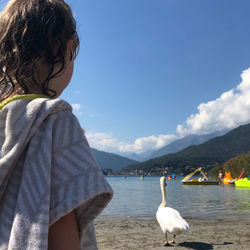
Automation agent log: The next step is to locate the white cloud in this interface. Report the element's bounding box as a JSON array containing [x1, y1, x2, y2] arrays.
[[118, 134, 177, 153], [71, 103, 81, 111], [85, 131, 177, 154], [176, 67, 250, 136]]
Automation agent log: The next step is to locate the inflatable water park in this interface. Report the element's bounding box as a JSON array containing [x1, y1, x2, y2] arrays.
[[182, 168, 250, 188]]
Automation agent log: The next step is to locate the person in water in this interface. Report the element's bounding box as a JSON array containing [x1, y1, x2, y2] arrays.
[[218, 170, 223, 184]]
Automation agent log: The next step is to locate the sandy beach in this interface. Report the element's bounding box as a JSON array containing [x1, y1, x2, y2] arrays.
[[95, 215, 250, 250]]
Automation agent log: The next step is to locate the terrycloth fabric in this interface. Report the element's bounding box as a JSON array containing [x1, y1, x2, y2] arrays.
[[0, 96, 113, 250]]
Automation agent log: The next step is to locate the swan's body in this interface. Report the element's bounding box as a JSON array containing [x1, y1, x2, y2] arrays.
[[156, 176, 189, 246]]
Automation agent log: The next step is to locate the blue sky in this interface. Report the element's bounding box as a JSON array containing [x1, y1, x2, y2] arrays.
[[65, 0, 250, 154], [2, 0, 250, 155]]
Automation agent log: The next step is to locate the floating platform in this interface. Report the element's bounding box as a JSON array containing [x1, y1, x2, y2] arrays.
[[182, 179, 219, 185]]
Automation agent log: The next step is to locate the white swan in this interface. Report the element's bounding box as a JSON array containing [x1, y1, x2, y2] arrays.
[[156, 176, 189, 246]]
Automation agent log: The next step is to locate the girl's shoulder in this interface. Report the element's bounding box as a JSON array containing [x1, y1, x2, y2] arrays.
[[0, 96, 82, 152], [0, 95, 73, 114]]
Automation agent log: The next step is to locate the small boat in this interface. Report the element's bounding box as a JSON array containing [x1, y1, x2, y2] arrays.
[[167, 173, 176, 180], [182, 168, 219, 185], [234, 177, 250, 188]]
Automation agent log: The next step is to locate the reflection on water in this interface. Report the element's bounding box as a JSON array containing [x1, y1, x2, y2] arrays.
[[102, 176, 250, 219]]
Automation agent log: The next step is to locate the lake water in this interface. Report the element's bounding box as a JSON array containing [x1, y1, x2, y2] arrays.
[[102, 176, 250, 220]]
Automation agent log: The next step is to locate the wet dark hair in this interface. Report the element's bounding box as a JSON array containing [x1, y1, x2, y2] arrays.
[[0, 0, 79, 101]]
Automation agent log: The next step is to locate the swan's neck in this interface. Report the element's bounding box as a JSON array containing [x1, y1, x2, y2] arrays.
[[159, 182, 167, 208]]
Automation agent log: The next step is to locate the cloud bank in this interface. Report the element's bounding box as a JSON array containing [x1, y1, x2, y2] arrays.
[[86, 68, 250, 154], [85, 131, 177, 154], [177, 68, 250, 136]]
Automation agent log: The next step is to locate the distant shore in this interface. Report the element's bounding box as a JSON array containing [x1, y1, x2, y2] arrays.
[[95, 215, 250, 250]]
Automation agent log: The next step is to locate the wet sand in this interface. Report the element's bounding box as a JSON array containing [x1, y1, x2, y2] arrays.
[[95, 215, 250, 249]]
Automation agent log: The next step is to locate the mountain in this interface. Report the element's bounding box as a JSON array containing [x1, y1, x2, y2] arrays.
[[118, 152, 145, 162], [122, 123, 250, 173], [120, 149, 155, 162], [147, 130, 228, 159], [91, 148, 138, 171]]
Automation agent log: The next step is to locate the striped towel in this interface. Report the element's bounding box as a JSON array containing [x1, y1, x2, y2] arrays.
[[0, 96, 113, 250]]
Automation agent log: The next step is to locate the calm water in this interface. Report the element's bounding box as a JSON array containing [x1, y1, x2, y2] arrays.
[[102, 176, 250, 219]]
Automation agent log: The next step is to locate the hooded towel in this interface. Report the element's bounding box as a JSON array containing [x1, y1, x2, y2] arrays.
[[0, 95, 113, 250]]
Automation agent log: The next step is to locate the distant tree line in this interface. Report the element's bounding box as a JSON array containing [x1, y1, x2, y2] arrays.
[[209, 151, 250, 179]]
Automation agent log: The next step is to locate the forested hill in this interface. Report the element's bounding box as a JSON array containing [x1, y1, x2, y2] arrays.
[[148, 130, 227, 159], [209, 152, 250, 179], [91, 148, 138, 171], [122, 123, 250, 173]]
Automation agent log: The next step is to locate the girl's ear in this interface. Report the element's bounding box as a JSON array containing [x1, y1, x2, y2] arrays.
[[66, 39, 74, 61], [66, 39, 73, 51]]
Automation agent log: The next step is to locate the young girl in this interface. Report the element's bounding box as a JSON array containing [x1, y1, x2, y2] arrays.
[[0, 1, 113, 249]]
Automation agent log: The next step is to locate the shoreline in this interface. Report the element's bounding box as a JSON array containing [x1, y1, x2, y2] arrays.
[[95, 215, 250, 250]]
